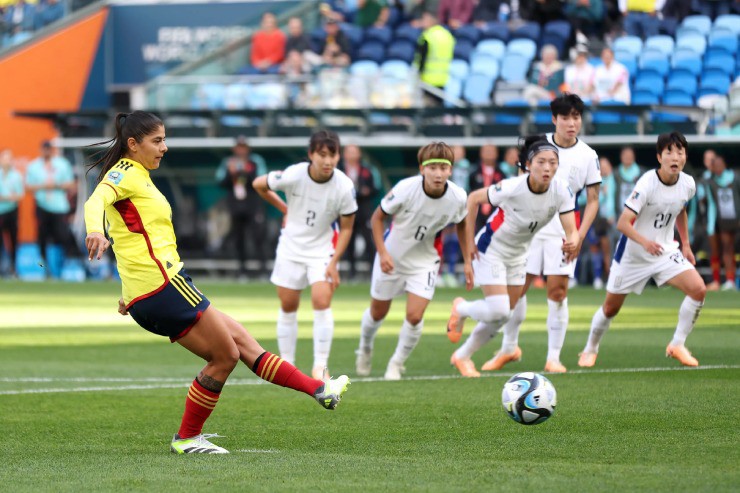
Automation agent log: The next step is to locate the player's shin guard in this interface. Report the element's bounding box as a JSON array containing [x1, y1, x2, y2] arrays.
[[546, 298, 569, 362], [584, 306, 613, 353], [501, 295, 526, 354], [671, 296, 703, 347], [276, 309, 298, 365], [252, 351, 322, 395], [390, 319, 423, 364], [178, 378, 221, 439], [359, 308, 383, 353], [313, 308, 333, 369]]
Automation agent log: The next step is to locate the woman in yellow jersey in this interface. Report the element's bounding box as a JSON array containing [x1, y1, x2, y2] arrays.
[[84, 111, 350, 455]]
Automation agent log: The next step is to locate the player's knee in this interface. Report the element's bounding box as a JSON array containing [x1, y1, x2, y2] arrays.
[[691, 284, 707, 302], [406, 314, 423, 326], [548, 287, 567, 302], [602, 303, 620, 318], [313, 299, 331, 310]]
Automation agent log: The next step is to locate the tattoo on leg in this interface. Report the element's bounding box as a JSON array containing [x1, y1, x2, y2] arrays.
[[197, 372, 225, 392]]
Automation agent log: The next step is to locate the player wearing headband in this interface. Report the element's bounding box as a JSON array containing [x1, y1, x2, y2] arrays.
[[485, 93, 601, 374], [355, 142, 469, 380], [446, 136, 579, 377]]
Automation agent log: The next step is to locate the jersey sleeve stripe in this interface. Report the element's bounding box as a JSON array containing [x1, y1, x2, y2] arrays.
[[559, 208, 576, 214], [379, 204, 390, 215], [342, 208, 358, 216], [586, 181, 602, 187], [624, 204, 639, 215], [101, 182, 119, 198]]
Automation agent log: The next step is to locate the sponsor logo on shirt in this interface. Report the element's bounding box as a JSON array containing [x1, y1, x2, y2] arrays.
[[630, 191, 640, 201]]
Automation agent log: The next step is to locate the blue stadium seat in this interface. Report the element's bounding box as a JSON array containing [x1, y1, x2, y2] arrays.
[[638, 52, 670, 77], [364, 26, 392, 45], [712, 14, 740, 35], [469, 53, 500, 79], [615, 52, 638, 78], [394, 23, 421, 43], [454, 24, 481, 45], [632, 91, 660, 105], [506, 38, 537, 60], [453, 39, 475, 61], [613, 36, 643, 58], [385, 40, 416, 63], [704, 53, 736, 77], [474, 39, 506, 60], [341, 23, 364, 49], [350, 60, 380, 76], [644, 35, 675, 55], [541, 20, 571, 57], [463, 73, 495, 105], [676, 34, 707, 55], [310, 27, 326, 53], [703, 67, 734, 81], [666, 73, 698, 96], [223, 83, 249, 109], [380, 60, 410, 79], [671, 51, 702, 76], [356, 41, 386, 64], [497, 99, 528, 124], [499, 54, 530, 82], [663, 90, 694, 106], [659, 17, 678, 37], [698, 74, 731, 97], [448, 59, 470, 80], [510, 22, 541, 42], [634, 73, 665, 97], [533, 99, 553, 123], [479, 21, 510, 42], [444, 77, 464, 107], [591, 101, 626, 123], [680, 15, 712, 37], [708, 33, 738, 55]]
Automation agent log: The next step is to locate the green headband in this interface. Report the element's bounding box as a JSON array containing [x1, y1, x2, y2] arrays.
[[421, 158, 452, 166]]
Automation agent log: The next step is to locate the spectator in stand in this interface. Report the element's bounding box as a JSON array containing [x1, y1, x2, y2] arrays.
[[698, 149, 722, 290], [661, 0, 692, 23], [0, 149, 23, 277], [319, 18, 352, 68], [415, 11, 455, 104], [468, 144, 505, 231], [564, 48, 595, 100], [697, 0, 732, 19], [438, 0, 475, 29], [564, 0, 605, 38], [472, 0, 509, 27], [618, 0, 664, 39], [246, 12, 286, 75], [282, 17, 321, 73], [215, 136, 267, 279], [340, 144, 378, 280], [355, 0, 389, 28], [499, 146, 519, 178], [589, 156, 616, 289], [614, 146, 643, 213], [451, 145, 471, 192], [704, 154, 739, 291], [35, 0, 65, 30], [4, 0, 35, 34], [25, 140, 80, 272], [520, 0, 566, 24], [408, 0, 443, 27], [593, 47, 630, 104], [523, 44, 565, 105]]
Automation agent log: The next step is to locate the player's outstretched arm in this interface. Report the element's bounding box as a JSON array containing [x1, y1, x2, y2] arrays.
[[616, 207, 663, 256], [252, 175, 287, 215], [370, 207, 394, 273]]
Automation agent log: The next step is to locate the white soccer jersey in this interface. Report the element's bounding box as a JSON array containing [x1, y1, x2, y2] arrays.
[[267, 162, 358, 262], [475, 175, 575, 263], [535, 133, 601, 239], [614, 170, 696, 264], [380, 176, 467, 274]]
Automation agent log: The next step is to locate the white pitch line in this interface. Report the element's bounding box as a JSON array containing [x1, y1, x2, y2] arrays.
[[0, 364, 737, 395]]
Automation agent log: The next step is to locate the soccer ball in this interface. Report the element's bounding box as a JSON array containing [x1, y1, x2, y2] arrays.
[[501, 372, 557, 425]]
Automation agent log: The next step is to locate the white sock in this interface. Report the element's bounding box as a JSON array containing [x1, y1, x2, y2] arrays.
[[546, 298, 569, 362], [456, 321, 501, 360], [359, 308, 384, 353], [457, 295, 510, 323], [390, 319, 423, 364], [501, 295, 526, 354], [584, 306, 613, 354], [313, 308, 334, 369], [276, 309, 298, 365], [671, 296, 703, 347]]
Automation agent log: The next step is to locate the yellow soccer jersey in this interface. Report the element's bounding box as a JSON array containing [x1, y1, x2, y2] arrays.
[[85, 158, 183, 306]]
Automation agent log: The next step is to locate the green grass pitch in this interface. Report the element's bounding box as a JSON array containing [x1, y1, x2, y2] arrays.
[[0, 281, 738, 492]]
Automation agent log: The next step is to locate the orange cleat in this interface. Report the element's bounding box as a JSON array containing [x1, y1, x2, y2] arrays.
[[481, 346, 522, 371], [577, 351, 598, 368], [447, 297, 467, 343], [450, 353, 480, 378], [544, 360, 567, 373], [666, 344, 699, 367]]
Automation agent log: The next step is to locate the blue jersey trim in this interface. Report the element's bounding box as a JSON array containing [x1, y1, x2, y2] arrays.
[[614, 234, 628, 263]]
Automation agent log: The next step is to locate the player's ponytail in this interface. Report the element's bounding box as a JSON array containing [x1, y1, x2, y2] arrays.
[[86, 111, 163, 182]]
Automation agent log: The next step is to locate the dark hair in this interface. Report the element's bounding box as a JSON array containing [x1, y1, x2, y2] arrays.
[[550, 93, 585, 117], [517, 134, 550, 170], [417, 141, 454, 166], [86, 111, 163, 182], [308, 129, 340, 156], [656, 131, 688, 155]]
